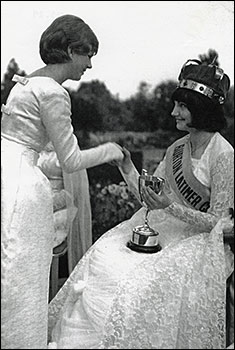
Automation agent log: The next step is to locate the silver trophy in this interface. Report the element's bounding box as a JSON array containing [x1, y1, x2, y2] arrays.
[[127, 169, 165, 253]]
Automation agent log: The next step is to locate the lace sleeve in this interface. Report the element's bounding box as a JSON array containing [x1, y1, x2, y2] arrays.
[[41, 91, 123, 173], [153, 157, 166, 178], [165, 151, 234, 231]]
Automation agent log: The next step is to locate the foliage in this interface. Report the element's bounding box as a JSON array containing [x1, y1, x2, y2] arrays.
[[90, 181, 141, 242], [70, 80, 108, 132], [69, 77, 181, 134], [1, 58, 26, 107], [70, 80, 133, 133], [151, 80, 178, 130], [124, 82, 155, 131]]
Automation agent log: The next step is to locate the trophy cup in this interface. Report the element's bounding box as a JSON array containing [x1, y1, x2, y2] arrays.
[[127, 169, 165, 253]]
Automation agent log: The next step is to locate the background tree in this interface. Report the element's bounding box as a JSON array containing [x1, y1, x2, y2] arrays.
[[151, 80, 178, 131], [1, 58, 26, 107], [70, 80, 132, 136], [124, 82, 155, 131], [70, 81, 105, 132]]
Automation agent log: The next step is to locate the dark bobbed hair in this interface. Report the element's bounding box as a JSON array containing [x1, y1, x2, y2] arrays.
[[171, 88, 227, 132], [39, 14, 99, 64]]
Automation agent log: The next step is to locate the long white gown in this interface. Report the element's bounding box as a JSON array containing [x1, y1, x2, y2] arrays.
[[1, 75, 123, 349], [48, 132, 234, 349], [38, 144, 93, 273]]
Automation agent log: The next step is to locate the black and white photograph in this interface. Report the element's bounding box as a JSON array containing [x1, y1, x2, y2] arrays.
[[1, 1, 234, 349]]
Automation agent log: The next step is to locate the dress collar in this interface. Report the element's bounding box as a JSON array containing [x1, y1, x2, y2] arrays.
[[12, 74, 29, 85]]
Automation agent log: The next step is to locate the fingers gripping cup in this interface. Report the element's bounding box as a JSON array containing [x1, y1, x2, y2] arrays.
[[127, 169, 164, 253], [139, 169, 165, 202]]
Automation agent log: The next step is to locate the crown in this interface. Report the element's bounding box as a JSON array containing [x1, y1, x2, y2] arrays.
[[177, 58, 230, 104]]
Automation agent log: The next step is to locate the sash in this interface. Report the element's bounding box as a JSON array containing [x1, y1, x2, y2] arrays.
[[165, 137, 210, 212]]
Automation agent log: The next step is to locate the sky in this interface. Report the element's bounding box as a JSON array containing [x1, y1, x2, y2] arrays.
[[1, 1, 234, 100]]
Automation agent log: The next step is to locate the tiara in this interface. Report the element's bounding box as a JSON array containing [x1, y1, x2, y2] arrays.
[[178, 79, 225, 104]]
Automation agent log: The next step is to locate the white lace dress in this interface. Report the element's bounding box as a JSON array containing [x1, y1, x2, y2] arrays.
[[48, 132, 234, 349], [1, 75, 124, 349]]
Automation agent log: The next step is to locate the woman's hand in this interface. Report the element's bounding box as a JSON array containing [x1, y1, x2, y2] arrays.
[[141, 185, 172, 210], [110, 147, 133, 174]]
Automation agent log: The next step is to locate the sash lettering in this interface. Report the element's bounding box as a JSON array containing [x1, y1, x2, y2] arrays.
[[166, 138, 210, 212]]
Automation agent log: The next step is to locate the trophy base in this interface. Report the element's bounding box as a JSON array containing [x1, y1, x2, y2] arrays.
[[127, 240, 162, 254]]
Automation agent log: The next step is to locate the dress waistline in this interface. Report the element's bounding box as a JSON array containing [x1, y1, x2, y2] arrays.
[[1, 136, 39, 165]]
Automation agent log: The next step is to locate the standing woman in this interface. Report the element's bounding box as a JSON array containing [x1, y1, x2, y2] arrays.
[[1, 15, 123, 349]]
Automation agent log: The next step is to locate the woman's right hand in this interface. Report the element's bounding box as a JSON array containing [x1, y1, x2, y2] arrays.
[[110, 146, 132, 174]]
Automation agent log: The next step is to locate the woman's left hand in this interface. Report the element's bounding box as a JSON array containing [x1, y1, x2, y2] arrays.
[[141, 185, 172, 210]]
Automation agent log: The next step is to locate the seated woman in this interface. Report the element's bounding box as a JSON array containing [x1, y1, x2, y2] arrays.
[[48, 58, 234, 349]]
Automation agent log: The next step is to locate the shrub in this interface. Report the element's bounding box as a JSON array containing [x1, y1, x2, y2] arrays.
[[90, 181, 141, 242]]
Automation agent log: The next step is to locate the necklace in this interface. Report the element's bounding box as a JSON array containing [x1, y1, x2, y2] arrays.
[[190, 135, 212, 154]]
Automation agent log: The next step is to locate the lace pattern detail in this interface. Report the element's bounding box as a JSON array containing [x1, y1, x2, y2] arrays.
[[48, 221, 126, 340], [98, 219, 228, 349], [165, 151, 234, 232]]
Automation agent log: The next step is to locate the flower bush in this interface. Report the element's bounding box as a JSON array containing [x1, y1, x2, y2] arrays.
[[90, 181, 141, 242]]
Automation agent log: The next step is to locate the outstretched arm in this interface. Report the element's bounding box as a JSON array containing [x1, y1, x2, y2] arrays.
[[40, 90, 123, 173], [117, 147, 141, 202]]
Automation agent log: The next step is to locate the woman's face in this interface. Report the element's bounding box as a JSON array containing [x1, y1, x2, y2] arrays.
[[68, 50, 93, 81], [171, 101, 193, 132]]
